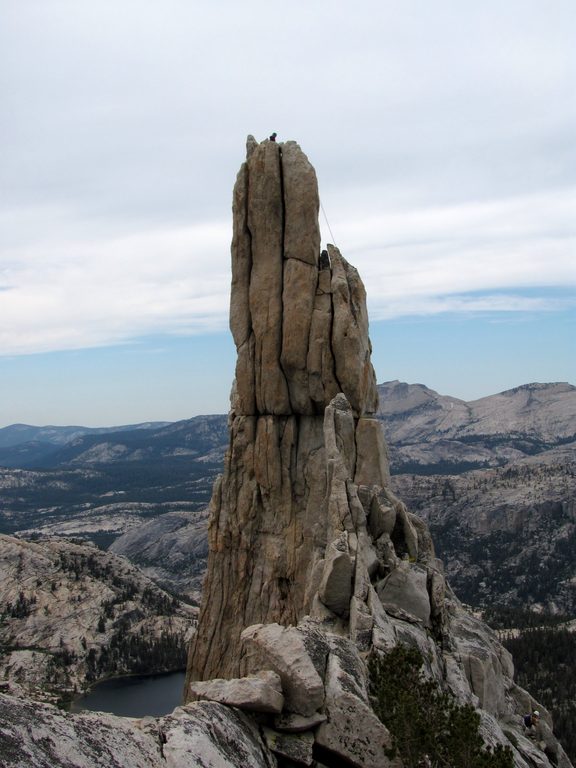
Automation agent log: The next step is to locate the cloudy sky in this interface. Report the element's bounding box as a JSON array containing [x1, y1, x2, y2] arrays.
[[1, 0, 575, 427]]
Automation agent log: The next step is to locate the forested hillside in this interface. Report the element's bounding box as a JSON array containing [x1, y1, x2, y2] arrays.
[[484, 609, 576, 763]]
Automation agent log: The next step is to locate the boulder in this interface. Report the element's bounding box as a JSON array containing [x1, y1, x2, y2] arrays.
[[368, 492, 396, 540], [262, 726, 314, 766], [315, 637, 397, 768], [318, 533, 354, 617], [241, 623, 324, 716], [377, 562, 431, 626], [187, 671, 284, 714], [354, 418, 390, 488], [273, 711, 327, 733], [161, 701, 278, 768]]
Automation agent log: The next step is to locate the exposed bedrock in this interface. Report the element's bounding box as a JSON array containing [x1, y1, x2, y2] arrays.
[[184, 137, 571, 768], [229, 137, 377, 419], [188, 137, 382, 682]]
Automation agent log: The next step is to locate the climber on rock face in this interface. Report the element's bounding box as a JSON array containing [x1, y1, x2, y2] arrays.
[[523, 711, 562, 766], [523, 709, 542, 745], [523, 711, 548, 754], [523, 709, 540, 733]]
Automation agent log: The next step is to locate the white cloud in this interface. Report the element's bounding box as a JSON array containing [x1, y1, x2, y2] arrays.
[[0, 220, 231, 355], [1, 1, 575, 359], [369, 294, 570, 322], [1, 186, 574, 357], [329, 188, 576, 308]]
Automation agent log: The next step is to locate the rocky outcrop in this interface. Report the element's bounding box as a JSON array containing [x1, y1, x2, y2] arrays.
[[187, 140, 439, 687], [378, 380, 576, 474], [0, 690, 277, 768], [392, 458, 576, 612], [109, 508, 210, 604], [1, 604, 571, 768], [188, 137, 379, 682], [188, 670, 284, 713], [184, 137, 572, 768]]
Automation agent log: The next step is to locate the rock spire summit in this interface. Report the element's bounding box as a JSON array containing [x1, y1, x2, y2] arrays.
[[187, 136, 389, 681], [230, 135, 378, 418]]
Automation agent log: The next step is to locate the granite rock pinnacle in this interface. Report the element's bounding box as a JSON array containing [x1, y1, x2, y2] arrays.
[[183, 136, 571, 768], [187, 136, 383, 682]]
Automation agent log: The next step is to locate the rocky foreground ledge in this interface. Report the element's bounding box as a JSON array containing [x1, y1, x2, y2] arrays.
[[0, 610, 569, 767]]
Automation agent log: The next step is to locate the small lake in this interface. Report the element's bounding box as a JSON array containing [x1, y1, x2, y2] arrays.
[[71, 670, 186, 718]]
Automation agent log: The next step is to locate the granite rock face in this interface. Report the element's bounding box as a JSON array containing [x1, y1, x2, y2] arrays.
[[0, 692, 277, 768], [229, 137, 377, 419], [183, 137, 572, 768], [188, 137, 379, 682], [0, 535, 195, 701]]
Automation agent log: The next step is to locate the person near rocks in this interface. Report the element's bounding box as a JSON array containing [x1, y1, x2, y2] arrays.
[[269, 132, 277, 141], [523, 709, 540, 734], [523, 712, 561, 766], [523, 711, 549, 755], [524, 710, 542, 741]]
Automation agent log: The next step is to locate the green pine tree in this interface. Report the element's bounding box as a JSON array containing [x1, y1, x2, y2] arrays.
[[369, 645, 514, 768]]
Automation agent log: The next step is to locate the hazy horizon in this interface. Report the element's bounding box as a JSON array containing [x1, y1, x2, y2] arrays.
[[2, 374, 574, 430]]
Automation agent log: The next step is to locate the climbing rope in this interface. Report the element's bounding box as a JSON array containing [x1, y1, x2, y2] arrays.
[[320, 199, 338, 249]]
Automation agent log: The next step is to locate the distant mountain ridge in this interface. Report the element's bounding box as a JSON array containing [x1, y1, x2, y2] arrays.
[[0, 415, 228, 469], [2, 381, 574, 473], [379, 380, 576, 441], [0, 421, 170, 449], [378, 380, 576, 473]]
